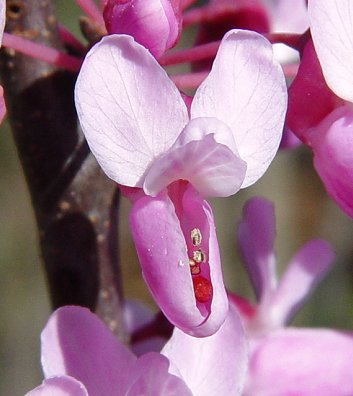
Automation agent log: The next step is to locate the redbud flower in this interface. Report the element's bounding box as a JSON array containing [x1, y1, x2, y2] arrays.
[[233, 197, 353, 395], [75, 29, 287, 336], [26, 305, 248, 396]]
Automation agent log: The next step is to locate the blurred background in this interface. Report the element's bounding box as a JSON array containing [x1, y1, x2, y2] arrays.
[[1, 1, 353, 395]]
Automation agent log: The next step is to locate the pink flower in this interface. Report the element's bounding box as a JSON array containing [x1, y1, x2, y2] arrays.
[[75, 29, 287, 336], [233, 197, 353, 395], [103, 0, 181, 58], [26, 305, 248, 396], [287, 0, 353, 218]]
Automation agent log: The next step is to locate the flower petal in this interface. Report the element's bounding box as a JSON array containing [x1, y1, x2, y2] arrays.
[[245, 328, 353, 396], [268, 0, 308, 33], [162, 305, 248, 396], [237, 197, 277, 301], [129, 186, 228, 336], [41, 306, 136, 395], [0, 85, 6, 124], [126, 352, 192, 396], [310, 105, 353, 219], [75, 34, 188, 187], [0, 0, 4, 44], [309, 0, 353, 102], [270, 239, 335, 326], [26, 376, 88, 396], [104, 0, 181, 59], [144, 117, 247, 197], [192, 29, 287, 188]]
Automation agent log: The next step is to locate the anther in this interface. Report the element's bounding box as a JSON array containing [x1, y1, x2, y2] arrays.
[[191, 228, 202, 246], [192, 249, 205, 263]]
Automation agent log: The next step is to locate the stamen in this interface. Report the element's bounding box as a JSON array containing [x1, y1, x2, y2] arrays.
[[189, 258, 201, 275], [191, 228, 202, 246], [193, 276, 212, 303], [192, 249, 205, 263]]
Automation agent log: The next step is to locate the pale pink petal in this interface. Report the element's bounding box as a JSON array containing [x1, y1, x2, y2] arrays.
[[237, 197, 277, 301], [129, 187, 228, 336], [245, 328, 353, 395], [270, 239, 335, 326], [310, 105, 353, 218], [103, 0, 181, 59], [126, 353, 192, 395], [266, 0, 308, 33], [144, 117, 247, 197], [162, 305, 248, 396], [41, 306, 136, 395], [309, 0, 353, 102], [75, 35, 188, 187], [26, 376, 88, 396], [192, 29, 287, 188]]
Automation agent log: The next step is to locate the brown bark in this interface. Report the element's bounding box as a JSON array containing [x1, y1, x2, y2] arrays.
[[0, 0, 126, 340]]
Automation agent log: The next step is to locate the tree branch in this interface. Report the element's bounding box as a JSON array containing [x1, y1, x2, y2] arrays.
[[0, 0, 126, 340]]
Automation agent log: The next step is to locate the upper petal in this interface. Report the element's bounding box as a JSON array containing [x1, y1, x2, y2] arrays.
[[191, 29, 287, 188], [162, 305, 248, 396], [309, 0, 353, 102], [75, 34, 188, 187], [41, 306, 136, 395], [129, 186, 228, 337], [245, 328, 353, 396], [237, 197, 277, 302], [143, 117, 247, 197]]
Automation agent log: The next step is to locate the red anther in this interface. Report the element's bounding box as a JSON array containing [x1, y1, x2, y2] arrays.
[[192, 276, 212, 303]]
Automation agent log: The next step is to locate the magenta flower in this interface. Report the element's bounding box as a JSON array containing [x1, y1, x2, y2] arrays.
[[75, 29, 287, 335], [232, 197, 353, 395], [26, 305, 248, 396], [103, 0, 181, 59], [287, 0, 353, 218]]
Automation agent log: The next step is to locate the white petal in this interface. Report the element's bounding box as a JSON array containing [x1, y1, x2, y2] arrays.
[[75, 34, 188, 187], [192, 29, 287, 188]]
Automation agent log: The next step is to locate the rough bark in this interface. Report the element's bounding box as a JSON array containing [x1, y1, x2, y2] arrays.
[[0, 0, 126, 340]]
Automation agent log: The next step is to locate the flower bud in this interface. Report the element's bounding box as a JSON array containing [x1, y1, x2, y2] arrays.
[[103, 0, 181, 58]]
